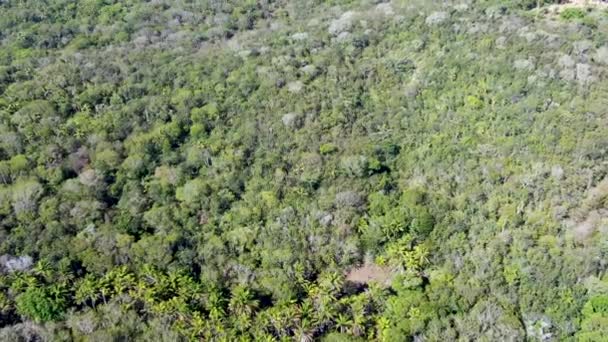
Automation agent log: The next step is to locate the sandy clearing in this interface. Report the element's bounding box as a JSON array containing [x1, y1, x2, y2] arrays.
[[346, 263, 394, 286]]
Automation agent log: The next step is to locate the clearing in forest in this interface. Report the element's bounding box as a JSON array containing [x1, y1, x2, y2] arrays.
[[346, 264, 394, 286]]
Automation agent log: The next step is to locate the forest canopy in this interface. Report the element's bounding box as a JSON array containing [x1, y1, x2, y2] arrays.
[[0, 0, 608, 340]]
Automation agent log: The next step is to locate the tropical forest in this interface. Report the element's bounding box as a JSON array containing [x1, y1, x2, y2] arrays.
[[0, 0, 608, 340]]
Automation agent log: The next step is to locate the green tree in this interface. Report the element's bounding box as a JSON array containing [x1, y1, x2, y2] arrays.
[[228, 285, 259, 317], [75, 274, 100, 309], [16, 286, 67, 322]]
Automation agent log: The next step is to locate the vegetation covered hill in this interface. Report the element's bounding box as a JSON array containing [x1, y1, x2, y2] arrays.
[[0, 0, 607, 340]]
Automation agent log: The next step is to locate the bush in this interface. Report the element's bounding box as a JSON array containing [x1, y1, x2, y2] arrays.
[[410, 206, 435, 237], [319, 143, 338, 155], [560, 8, 586, 21], [16, 287, 66, 323], [335, 191, 365, 208]]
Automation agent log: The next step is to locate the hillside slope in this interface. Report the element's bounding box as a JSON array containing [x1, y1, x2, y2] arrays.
[[0, 0, 608, 340]]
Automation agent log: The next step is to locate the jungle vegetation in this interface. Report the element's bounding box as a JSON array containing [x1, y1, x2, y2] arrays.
[[0, 0, 608, 340]]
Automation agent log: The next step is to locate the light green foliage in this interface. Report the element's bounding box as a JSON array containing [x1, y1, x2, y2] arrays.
[[16, 286, 67, 322], [0, 0, 606, 340], [560, 8, 586, 21], [577, 295, 608, 341], [11, 179, 43, 215], [319, 143, 338, 155], [9, 154, 29, 174], [176, 178, 207, 204], [341, 155, 371, 178]]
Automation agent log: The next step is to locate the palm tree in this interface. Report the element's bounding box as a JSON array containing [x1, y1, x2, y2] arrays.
[[351, 313, 367, 337], [99, 277, 111, 305], [293, 317, 315, 342], [319, 272, 344, 296], [231, 312, 252, 334], [298, 299, 314, 322], [253, 310, 272, 335], [404, 244, 429, 272], [251, 331, 276, 342], [228, 286, 259, 316], [108, 266, 135, 295], [166, 269, 183, 294], [74, 275, 99, 309], [56, 260, 75, 284], [33, 259, 53, 282], [365, 282, 387, 309], [206, 288, 226, 319], [48, 283, 67, 300], [334, 313, 353, 334], [265, 306, 288, 337], [129, 279, 153, 305], [375, 316, 391, 342], [293, 262, 309, 287], [0, 292, 12, 315], [9, 272, 38, 292], [188, 312, 207, 340], [305, 283, 320, 300], [175, 273, 200, 299], [314, 290, 338, 325]]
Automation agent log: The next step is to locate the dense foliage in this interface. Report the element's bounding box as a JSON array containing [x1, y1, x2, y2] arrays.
[[0, 0, 607, 340]]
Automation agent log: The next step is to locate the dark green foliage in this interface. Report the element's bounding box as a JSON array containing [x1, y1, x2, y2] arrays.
[[0, 0, 606, 340]]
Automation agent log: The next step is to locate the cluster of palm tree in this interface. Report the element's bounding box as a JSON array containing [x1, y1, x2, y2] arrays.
[[0, 259, 404, 340]]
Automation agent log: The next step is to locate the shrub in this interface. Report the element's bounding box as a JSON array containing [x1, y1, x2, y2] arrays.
[[340, 155, 367, 177], [319, 143, 338, 155], [11, 179, 44, 215], [335, 191, 364, 208], [16, 287, 66, 322], [176, 178, 207, 204], [560, 8, 586, 21]]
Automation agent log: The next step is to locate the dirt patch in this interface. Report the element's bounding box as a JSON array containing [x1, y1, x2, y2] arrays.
[[574, 210, 600, 242], [566, 0, 607, 5], [346, 264, 394, 286], [571, 178, 608, 243], [545, 0, 608, 13]]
